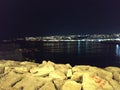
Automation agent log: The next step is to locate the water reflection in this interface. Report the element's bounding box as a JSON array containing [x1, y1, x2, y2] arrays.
[[42, 41, 104, 55], [43, 42, 64, 53], [78, 41, 80, 54], [43, 42, 78, 53], [116, 44, 120, 56]]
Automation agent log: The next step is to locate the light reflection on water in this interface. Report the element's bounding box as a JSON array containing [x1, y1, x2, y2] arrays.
[[116, 44, 120, 56], [43, 42, 78, 53], [43, 41, 104, 55], [78, 41, 80, 54]]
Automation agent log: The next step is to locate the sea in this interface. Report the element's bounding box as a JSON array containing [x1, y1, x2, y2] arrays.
[[0, 40, 120, 68]]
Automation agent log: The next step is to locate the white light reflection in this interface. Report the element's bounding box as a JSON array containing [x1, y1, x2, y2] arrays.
[[116, 44, 120, 56], [78, 41, 80, 54]]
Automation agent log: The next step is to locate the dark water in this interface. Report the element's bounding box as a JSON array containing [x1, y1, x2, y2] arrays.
[[0, 41, 120, 67]]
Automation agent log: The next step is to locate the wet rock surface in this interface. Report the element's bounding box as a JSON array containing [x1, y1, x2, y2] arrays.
[[0, 60, 120, 90]]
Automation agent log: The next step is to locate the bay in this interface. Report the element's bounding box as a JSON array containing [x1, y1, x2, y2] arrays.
[[0, 41, 120, 67]]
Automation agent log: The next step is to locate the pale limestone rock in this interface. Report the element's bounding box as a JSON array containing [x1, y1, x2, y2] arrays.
[[39, 81, 56, 90], [107, 78, 120, 90], [72, 65, 90, 72], [66, 69, 72, 78], [53, 79, 65, 90], [62, 80, 81, 90], [41, 60, 55, 67], [20, 61, 38, 68], [42, 60, 47, 64], [113, 72, 120, 82], [47, 61, 55, 65], [14, 76, 46, 90], [105, 67, 120, 82], [20, 61, 37, 65], [82, 72, 113, 90], [88, 67, 113, 80], [3, 60, 19, 67], [54, 64, 72, 74], [13, 66, 30, 74], [0, 66, 4, 74], [0, 71, 22, 88], [49, 70, 66, 80], [30, 62, 54, 76], [0, 87, 18, 90], [71, 72, 83, 83], [105, 66, 120, 73], [4, 66, 13, 73]]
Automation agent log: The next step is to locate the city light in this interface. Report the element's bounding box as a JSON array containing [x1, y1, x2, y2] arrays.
[[3, 33, 120, 42]]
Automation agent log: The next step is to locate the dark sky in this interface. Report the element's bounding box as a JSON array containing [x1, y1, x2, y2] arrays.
[[0, 0, 120, 39]]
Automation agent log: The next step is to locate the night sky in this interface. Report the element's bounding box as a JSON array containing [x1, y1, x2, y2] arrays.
[[0, 0, 120, 39]]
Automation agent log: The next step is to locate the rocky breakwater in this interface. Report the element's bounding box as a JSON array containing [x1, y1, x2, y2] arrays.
[[0, 60, 120, 90]]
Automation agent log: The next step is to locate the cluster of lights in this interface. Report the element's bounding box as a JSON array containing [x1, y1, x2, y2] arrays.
[[3, 34, 120, 42], [24, 34, 120, 42]]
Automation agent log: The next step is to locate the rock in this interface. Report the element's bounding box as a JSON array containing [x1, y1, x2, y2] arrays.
[[0, 71, 22, 88], [66, 69, 72, 78], [89, 67, 113, 80], [0, 66, 4, 74], [0, 60, 120, 90], [0, 87, 18, 90], [53, 79, 65, 90], [62, 80, 81, 90], [14, 76, 46, 90], [2, 60, 19, 67], [105, 66, 120, 73], [30, 62, 54, 77], [113, 72, 120, 82], [49, 70, 66, 80], [72, 65, 90, 72], [13, 66, 30, 74], [82, 72, 113, 90], [71, 72, 83, 83], [39, 81, 56, 90], [108, 78, 120, 90], [105, 67, 120, 82], [20, 61, 38, 68], [54, 64, 72, 74]]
